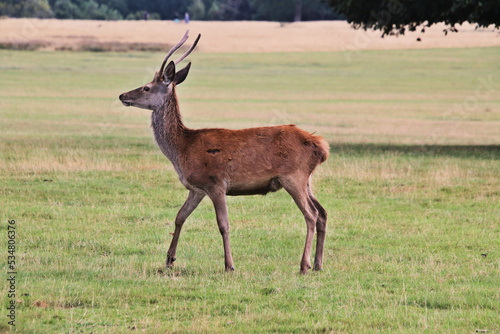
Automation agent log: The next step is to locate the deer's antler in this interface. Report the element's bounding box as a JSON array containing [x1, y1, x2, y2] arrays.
[[174, 33, 201, 65], [158, 30, 189, 79], [158, 30, 201, 81]]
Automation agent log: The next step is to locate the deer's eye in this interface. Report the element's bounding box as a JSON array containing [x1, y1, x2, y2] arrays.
[[143, 86, 150, 92]]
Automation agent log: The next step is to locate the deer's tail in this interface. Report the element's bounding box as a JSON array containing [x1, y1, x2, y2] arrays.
[[308, 134, 329, 164], [316, 136, 329, 164], [299, 127, 330, 167]]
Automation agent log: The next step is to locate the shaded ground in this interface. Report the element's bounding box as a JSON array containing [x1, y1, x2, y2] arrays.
[[332, 143, 500, 159]]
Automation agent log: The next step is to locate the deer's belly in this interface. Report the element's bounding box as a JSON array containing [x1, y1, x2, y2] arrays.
[[226, 177, 282, 196]]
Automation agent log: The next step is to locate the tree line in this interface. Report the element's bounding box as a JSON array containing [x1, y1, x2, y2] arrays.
[[0, 0, 343, 21], [2, 0, 497, 35]]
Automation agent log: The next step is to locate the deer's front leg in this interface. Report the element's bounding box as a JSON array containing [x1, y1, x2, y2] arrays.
[[166, 190, 205, 267], [208, 191, 235, 272]]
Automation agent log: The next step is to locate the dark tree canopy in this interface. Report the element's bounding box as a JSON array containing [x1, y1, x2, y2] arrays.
[[326, 0, 500, 36]]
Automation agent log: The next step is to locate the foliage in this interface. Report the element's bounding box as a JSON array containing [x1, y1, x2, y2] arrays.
[[210, 0, 253, 20], [188, 0, 206, 20], [326, 0, 500, 36], [52, 0, 122, 19], [52, 0, 78, 19], [0, 47, 499, 332], [125, 10, 160, 21], [0, 0, 53, 18], [250, 0, 343, 21], [251, 0, 296, 21], [2, 0, 341, 21], [207, 1, 223, 20]]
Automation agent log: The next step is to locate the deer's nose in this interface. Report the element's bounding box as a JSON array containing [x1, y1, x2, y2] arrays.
[[119, 94, 124, 100]]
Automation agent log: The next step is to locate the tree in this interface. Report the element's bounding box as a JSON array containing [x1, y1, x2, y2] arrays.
[[294, 0, 302, 22], [3, 0, 343, 21], [188, 0, 206, 20], [326, 0, 500, 36], [53, 0, 78, 18], [250, 0, 341, 22], [96, 0, 129, 17], [52, 0, 122, 19], [205, 0, 252, 20], [251, 0, 295, 21], [0, 0, 53, 18]]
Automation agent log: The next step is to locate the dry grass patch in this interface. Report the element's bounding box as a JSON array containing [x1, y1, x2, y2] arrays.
[[0, 19, 499, 53]]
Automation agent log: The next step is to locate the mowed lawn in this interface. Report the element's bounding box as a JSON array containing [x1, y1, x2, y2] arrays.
[[0, 47, 499, 333]]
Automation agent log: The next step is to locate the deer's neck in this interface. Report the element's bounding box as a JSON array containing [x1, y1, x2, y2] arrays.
[[151, 86, 186, 175]]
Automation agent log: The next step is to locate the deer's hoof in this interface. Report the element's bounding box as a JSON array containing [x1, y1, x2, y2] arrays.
[[166, 256, 176, 267], [313, 264, 323, 271], [226, 266, 235, 272], [300, 264, 311, 274]]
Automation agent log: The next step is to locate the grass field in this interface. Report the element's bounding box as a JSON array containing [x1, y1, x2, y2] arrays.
[[0, 45, 499, 333]]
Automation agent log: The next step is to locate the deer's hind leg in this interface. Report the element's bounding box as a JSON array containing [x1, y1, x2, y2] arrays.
[[281, 175, 319, 274], [166, 190, 205, 267], [207, 190, 235, 272], [307, 179, 327, 271]]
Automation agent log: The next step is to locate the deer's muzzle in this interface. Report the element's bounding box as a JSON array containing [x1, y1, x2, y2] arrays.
[[119, 93, 132, 107]]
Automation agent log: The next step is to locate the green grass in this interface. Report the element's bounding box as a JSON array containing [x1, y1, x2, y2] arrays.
[[0, 48, 499, 333]]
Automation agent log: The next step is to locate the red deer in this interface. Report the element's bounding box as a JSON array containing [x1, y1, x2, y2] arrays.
[[119, 31, 329, 274]]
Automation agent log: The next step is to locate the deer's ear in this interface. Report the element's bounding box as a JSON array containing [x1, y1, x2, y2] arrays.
[[164, 61, 176, 84], [174, 62, 191, 86]]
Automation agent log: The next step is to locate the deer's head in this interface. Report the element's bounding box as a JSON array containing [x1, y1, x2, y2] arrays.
[[119, 30, 200, 111]]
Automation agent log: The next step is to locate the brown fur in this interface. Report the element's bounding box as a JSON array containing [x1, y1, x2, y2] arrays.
[[180, 125, 328, 195], [119, 35, 329, 274]]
